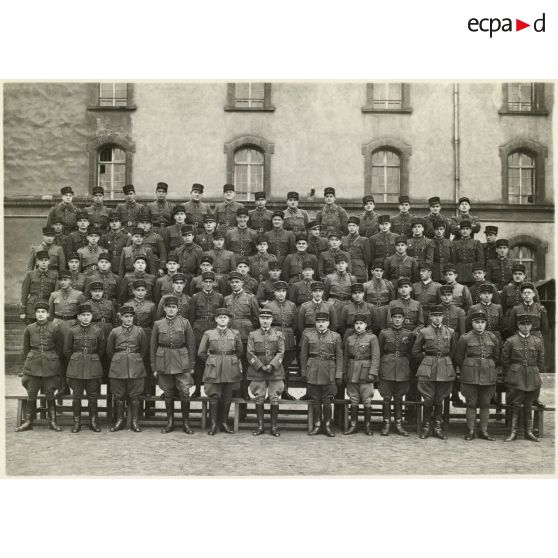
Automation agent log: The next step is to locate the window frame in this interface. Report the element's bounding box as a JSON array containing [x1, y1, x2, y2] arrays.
[[508, 234, 549, 281], [499, 83, 549, 116], [88, 83, 137, 112], [362, 83, 412, 114], [370, 148, 402, 203], [225, 83, 275, 112]]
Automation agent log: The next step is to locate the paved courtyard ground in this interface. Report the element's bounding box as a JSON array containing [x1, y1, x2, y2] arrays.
[[4, 373, 555, 476]]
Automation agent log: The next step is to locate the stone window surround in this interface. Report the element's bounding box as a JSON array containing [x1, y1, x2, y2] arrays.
[[361, 83, 412, 114], [225, 83, 275, 112]]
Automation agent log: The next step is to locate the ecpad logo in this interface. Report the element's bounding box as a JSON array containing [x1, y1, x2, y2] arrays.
[[468, 13, 546, 37]]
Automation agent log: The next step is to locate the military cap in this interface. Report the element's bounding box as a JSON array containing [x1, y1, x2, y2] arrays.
[[520, 282, 535, 292], [98, 252, 111, 262], [236, 207, 249, 217], [201, 271, 215, 281], [351, 283, 364, 293], [255, 236, 268, 245], [212, 230, 225, 239], [60, 186, 74, 195], [432, 218, 447, 229], [495, 239, 509, 247], [191, 183, 204, 193], [411, 218, 424, 227], [348, 216, 360, 226], [458, 196, 471, 205], [203, 214, 216, 223], [132, 279, 147, 289], [164, 296, 179, 306], [78, 303, 92, 315], [324, 187, 336, 196], [42, 226, 55, 235], [287, 191, 299, 200], [215, 307, 232, 317], [485, 225, 498, 235], [378, 215, 391, 224], [173, 205, 186, 215], [200, 255, 213, 265], [120, 305, 135, 315], [428, 196, 441, 206], [334, 253, 348, 263], [34, 300, 50, 311], [443, 264, 457, 273], [131, 227, 144, 236], [307, 221, 320, 230], [67, 252, 80, 261], [223, 183, 235, 193], [470, 311, 487, 322], [133, 254, 147, 263], [362, 195, 375, 204], [58, 270, 72, 279], [302, 259, 315, 269], [87, 225, 102, 235], [398, 195, 410, 204], [418, 262, 432, 271], [268, 261, 281, 271], [371, 260, 384, 270], [459, 220, 472, 229], [51, 217, 64, 225], [89, 281, 104, 291], [172, 273, 187, 283], [328, 232, 340, 240], [517, 314, 532, 324], [254, 191, 266, 200], [92, 186, 105, 195], [315, 312, 330, 321], [471, 262, 486, 272], [166, 252, 179, 263], [109, 212, 121, 222], [429, 305, 444, 315], [137, 209, 151, 222], [236, 256, 250, 266], [273, 281, 288, 290], [180, 225, 194, 235], [439, 285, 454, 295], [123, 184, 135, 194], [156, 182, 169, 192], [76, 211, 89, 221], [259, 308, 273, 318], [229, 271, 244, 281], [353, 314, 369, 324], [512, 264, 526, 273], [295, 233, 308, 242], [397, 277, 412, 288], [479, 283, 494, 293], [310, 281, 324, 291], [272, 210, 285, 219], [390, 306, 405, 317], [394, 236, 407, 244]]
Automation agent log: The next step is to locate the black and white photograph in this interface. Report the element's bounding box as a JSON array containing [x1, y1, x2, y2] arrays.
[[2, 80, 555, 476]]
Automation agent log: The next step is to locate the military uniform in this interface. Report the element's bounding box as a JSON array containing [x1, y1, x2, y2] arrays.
[[84, 203, 110, 231], [53, 231, 71, 256], [267, 297, 298, 384], [119, 272, 156, 304], [449, 212, 481, 240], [444, 281, 473, 312], [163, 222, 186, 254], [316, 203, 349, 238], [342, 232, 370, 282], [453, 237, 484, 285], [46, 201, 79, 234], [146, 200, 175, 231], [119, 245, 157, 278], [339, 300, 375, 339], [103, 228, 128, 271], [115, 200, 143, 232], [289, 278, 314, 306], [264, 228, 296, 265], [423, 213, 452, 239], [176, 242, 204, 282], [156, 292, 190, 320], [318, 248, 352, 280], [412, 279, 442, 322], [215, 201, 245, 234], [256, 278, 280, 305], [307, 233, 329, 258], [249, 252, 279, 282], [283, 207, 309, 234], [470, 281, 501, 305], [323, 271, 357, 317], [283, 251, 319, 284], [195, 230, 216, 253], [248, 207, 273, 234], [184, 200, 212, 237], [466, 303, 503, 338], [225, 226, 258, 258], [363, 276, 395, 332], [140, 230, 167, 273], [84, 269, 120, 303], [298, 299, 338, 333], [153, 273, 179, 304], [509, 302, 549, 340], [482, 241, 498, 265], [486, 257, 514, 291], [62, 270, 87, 294], [431, 237, 454, 282], [20, 268, 58, 321], [205, 247, 235, 277], [358, 210, 380, 238], [67, 229, 90, 254], [407, 236, 434, 267], [384, 254, 419, 285], [48, 287, 85, 334], [27, 243, 66, 272], [369, 231, 397, 262], [77, 245, 101, 273], [387, 298, 424, 332], [500, 281, 540, 337], [390, 212, 415, 237]]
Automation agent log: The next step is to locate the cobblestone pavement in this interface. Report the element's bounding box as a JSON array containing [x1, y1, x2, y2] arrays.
[[4, 374, 555, 477]]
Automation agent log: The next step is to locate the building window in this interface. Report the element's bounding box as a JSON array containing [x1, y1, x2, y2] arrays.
[[499, 139, 548, 204], [509, 235, 548, 282], [362, 83, 412, 113], [224, 135, 274, 197], [99, 83, 128, 107], [499, 83, 549, 115], [371, 149, 401, 202], [510, 244, 536, 281], [98, 146, 127, 198], [225, 83, 275, 112]]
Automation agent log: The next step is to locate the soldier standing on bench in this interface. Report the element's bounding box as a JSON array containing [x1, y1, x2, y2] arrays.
[[247, 308, 286, 437], [15, 301, 64, 432], [106, 306, 149, 433], [412, 305, 457, 440], [151, 296, 197, 435], [300, 311, 343, 437], [197, 308, 244, 435], [20, 250, 58, 325]]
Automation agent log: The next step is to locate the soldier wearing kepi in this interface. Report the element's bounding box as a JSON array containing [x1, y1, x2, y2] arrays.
[[151, 296, 197, 434], [146, 182, 174, 232], [316, 187, 349, 238], [358, 195, 380, 238], [391, 195, 416, 237], [482, 225, 499, 265], [378, 306, 415, 437], [300, 312, 343, 437], [342, 216, 370, 282], [264, 211, 296, 266], [422, 196, 451, 239], [15, 301, 64, 432], [64, 303, 105, 433], [20, 250, 58, 324], [452, 220, 484, 286], [501, 314, 544, 442], [369, 215, 397, 263], [27, 226, 66, 272], [247, 308, 286, 436], [412, 305, 457, 440], [197, 308, 244, 435], [283, 191, 309, 234], [363, 261, 395, 333], [84, 186, 110, 231], [455, 311, 501, 441], [115, 184, 142, 233], [215, 183, 245, 235], [342, 314, 380, 435], [431, 219, 454, 282], [184, 183, 212, 237], [486, 239, 513, 291], [339, 283, 375, 340], [106, 306, 149, 433], [46, 186, 79, 233], [248, 191, 273, 234]]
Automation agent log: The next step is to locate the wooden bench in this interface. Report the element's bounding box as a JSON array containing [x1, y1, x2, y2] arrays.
[[131, 396, 210, 430]]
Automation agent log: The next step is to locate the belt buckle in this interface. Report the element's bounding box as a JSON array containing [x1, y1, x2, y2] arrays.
[[395, 351, 400, 357], [436, 352, 442, 358], [265, 350, 270, 357], [404, 318, 410, 324], [523, 360, 528, 366]]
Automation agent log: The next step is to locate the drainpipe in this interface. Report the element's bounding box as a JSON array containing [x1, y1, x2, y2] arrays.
[[453, 83, 460, 204]]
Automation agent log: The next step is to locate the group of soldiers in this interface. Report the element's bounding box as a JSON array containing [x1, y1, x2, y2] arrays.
[[17, 182, 549, 441]]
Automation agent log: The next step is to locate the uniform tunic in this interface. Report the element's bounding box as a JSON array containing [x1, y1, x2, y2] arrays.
[[422, 213, 452, 239], [501, 333, 543, 395], [64, 323, 105, 380], [267, 300, 298, 353], [255, 279, 278, 305], [449, 212, 481, 240], [20, 269, 58, 318], [289, 279, 314, 306], [102, 229, 128, 271], [431, 237, 454, 282], [307, 234, 329, 259], [88, 298, 117, 337], [119, 272, 156, 304], [48, 288, 85, 329], [189, 274, 226, 296], [214, 201, 245, 234], [78, 245, 102, 274], [283, 251, 319, 284], [390, 212, 416, 237], [444, 282, 473, 311], [246, 328, 285, 380], [156, 293, 191, 320], [84, 204, 110, 231], [84, 270, 120, 303], [369, 231, 397, 262], [67, 230, 90, 254], [22, 321, 63, 378], [406, 236, 434, 267], [318, 248, 352, 280], [300, 329, 343, 384], [342, 233, 370, 281], [343, 331, 380, 383], [139, 230, 167, 272], [150, 316, 196, 375], [455, 330, 500, 386], [387, 298, 424, 332], [316, 203, 349, 237], [384, 254, 419, 285], [184, 200, 212, 237], [282, 207, 309, 234], [470, 281, 501, 305], [119, 245, 157, 278], [440, 303, 466, 337], [412, 280, 442, 320], [53, 232, 71, 256], [248, 208, 273, 234], [198, 327, 244, 383], [224, 290, 260, 342], [323, 271, 357, 316], [465, 303, 503, 336], [298, 300, 338, 332], [175, 243, 204, 280], [61, 271, 86, 294], [46, 202, 79, 233], [27, 243, 66, 272], [106, 324, 149, 379], [225, 226, 258, 257], [378, 326, 414, 384], [195, 231, 216, 253], [339, 301, 376, 338], [452, 237, 484, 285], [205, 248, 235, 276], [249, 253, 279, 282], [482, 241, 498, 265], [358, 210, 380, 238], [486, 257, 514, 290], [115, 200, 143, 231], [264, 228, 297, 265], [188, 290, 225, 344], [146, 200, 175, 230], [163, 223, 186, 254], [509, 302, 549, 337], [500, 282, 540, 335], [363, 277, 395, 331], [125, 299, 157, 337]]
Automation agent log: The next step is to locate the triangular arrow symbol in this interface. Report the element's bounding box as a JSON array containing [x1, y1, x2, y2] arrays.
[[516, 19, 530, 31]]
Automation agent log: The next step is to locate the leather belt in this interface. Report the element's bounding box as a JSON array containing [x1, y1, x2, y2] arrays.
[[425, 351, 445, 358], [329, 294, 351, 301], [54, 314, 77, 320], [348, 357, 370, 361], [209, 350, 236, 355], [114, 348, 138, 353], [254, 351, 273, 356], [308, 353, 335, 360]]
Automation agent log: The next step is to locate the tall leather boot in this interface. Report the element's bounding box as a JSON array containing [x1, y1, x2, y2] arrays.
[[451, 383, 466, 408], [464, 408, 476, 440], [181, 400, 194, 434], [478, 407, 495, 441], [504, 407, 519, 442], [207, 401, 219, 435], [161, 399, 175, 433], [130, 399, 142, 432], [110, 400, 126, 432], [15, 400, 36, 432], [253, 404, 265, 436], [308, 404, 322, 435], [344, 405, 359, 435], [393, 398, 409, 436], [270, 405, 280, 437], [420, 406, 432, 439], [220, 401, 234, 434], [364, 407, 374, 436], [71, 400, 81, 433], [323, 403, 335, 437], [88, 400, 101, 432], [56, 378, 71, 402], [523, 404, 540, 442], [281, 374, 296, 400], [380, 399, 391, 436], [432, 403, 447, 440]]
